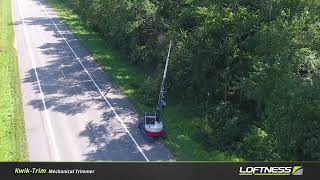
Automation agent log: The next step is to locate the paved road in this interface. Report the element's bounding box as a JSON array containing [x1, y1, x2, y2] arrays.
[[11, 0, 174, 161]]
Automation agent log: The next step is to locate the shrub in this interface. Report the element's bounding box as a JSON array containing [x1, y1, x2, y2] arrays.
[[137, 76, 159, 106], [195, 101, 249, 151], [239, 126, 280, 161]]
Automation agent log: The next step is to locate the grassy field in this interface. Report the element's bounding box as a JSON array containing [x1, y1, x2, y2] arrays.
[[47, 0, 240, 161], [0, 0, 27, 161]]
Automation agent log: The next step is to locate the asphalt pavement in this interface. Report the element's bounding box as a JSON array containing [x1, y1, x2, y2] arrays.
[[11, 0, 174, 161]]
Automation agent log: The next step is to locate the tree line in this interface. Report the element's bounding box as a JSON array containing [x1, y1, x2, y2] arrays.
[[63, 0, 320, 160]]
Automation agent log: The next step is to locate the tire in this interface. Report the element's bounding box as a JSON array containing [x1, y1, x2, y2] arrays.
[[161, 130, 167, 139]]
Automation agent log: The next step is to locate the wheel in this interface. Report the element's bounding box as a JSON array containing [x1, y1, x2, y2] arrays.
[[161, 130, 167, 139], [138, 122, 144, 130]]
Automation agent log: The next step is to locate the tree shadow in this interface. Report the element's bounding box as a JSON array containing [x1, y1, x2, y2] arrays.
[[79, 117, 145, 161], [17, 0, 174, 161]]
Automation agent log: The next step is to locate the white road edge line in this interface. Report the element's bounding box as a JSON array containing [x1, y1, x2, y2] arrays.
[[35, 0, 150, 161], [16, 0, 61, 161]]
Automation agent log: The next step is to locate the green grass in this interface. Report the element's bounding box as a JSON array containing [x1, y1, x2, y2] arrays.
[[47, 0, 240, 161], [0, 0, 27, 161]]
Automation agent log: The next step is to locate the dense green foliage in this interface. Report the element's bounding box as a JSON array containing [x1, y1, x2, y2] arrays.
[[63, 0, 320, 160]]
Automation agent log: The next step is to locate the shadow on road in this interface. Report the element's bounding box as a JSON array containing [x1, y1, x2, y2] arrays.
[[18, 5, 162, 160]]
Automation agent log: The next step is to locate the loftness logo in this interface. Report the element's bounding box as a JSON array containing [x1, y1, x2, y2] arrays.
[[239, 166, 303, 176]]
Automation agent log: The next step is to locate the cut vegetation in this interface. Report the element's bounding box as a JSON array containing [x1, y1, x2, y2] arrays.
[[0, 0, 27, 161]]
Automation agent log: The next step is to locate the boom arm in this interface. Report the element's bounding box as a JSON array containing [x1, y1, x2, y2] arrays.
[[156, 40, 172, 120]]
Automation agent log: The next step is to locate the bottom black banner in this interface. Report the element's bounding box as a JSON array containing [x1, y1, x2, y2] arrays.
[[0, 162, 319, 180]]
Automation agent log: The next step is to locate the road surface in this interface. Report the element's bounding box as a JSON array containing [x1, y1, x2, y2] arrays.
[[11, 0, 174, 161]]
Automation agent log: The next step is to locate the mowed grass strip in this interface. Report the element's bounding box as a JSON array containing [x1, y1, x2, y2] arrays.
[[0, 0, 27, 161], [47, 0, 240, 161]]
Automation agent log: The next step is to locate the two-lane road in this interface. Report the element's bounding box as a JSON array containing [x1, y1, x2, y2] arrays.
[[12, 0, 174, 161]]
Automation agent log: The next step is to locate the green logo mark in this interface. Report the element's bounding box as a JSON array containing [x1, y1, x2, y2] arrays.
[[292, 166, 303, 176]]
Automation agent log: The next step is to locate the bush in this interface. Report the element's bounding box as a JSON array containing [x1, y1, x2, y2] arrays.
[[195, 101, 249, 151], [239, 126, 280, 161], [299, 121, 320, 160], [137, 76, 159, 106]]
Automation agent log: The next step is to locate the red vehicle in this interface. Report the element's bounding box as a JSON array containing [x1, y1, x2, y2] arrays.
[[140, 40, 172, 138]]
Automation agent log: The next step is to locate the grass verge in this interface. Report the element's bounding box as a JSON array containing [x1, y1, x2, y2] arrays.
[[47, 0, 240, 161], [0, 0, 27, 161]]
